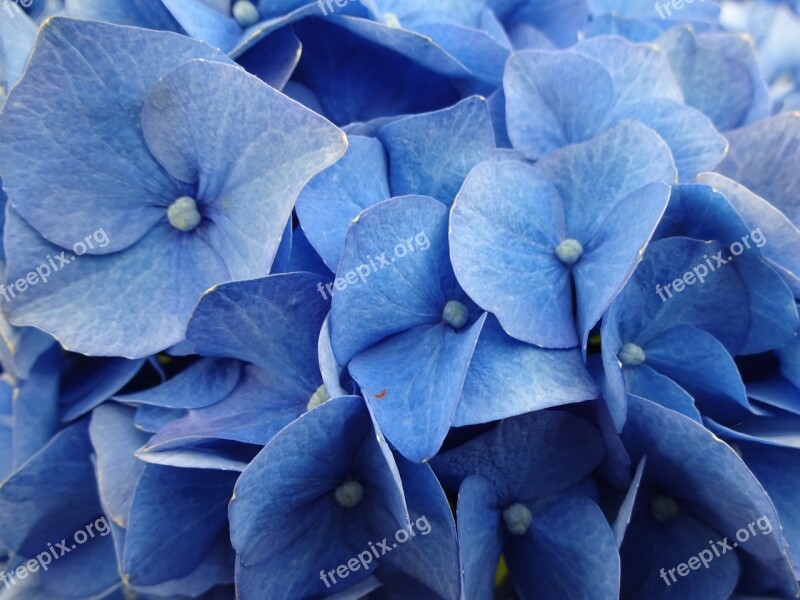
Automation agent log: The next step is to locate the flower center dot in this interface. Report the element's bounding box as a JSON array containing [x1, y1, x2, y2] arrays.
[[167, 196, 202, 232], [555, 238, 584, 265], [650, 493, 679, 523], [232, 0, 260, 27], [335, 481, 363, 508], [442, 300, 468, 329], [503, 503, 532, 535], [307, 384, 330, 411], [619, 342, 645, 366]]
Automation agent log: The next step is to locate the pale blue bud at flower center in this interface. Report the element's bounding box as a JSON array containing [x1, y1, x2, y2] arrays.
[[619, 342, 646, 366], [503, 503, 532, 535], [555, 238, 584, 265], [442, 300, 469, 329], [232, 1, 260, 27], [167, 196, 202, 232], [335, 481, 363, 508]]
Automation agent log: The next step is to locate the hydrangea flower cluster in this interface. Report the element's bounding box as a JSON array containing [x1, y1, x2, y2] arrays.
[[0, 0, 798, 599]]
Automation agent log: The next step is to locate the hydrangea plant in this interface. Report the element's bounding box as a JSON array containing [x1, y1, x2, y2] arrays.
[[0, 1, 798, 599]]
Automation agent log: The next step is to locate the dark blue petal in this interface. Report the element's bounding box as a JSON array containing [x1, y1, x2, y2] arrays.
[[456, 475, 503, 600], [115, 358, 241, 410]]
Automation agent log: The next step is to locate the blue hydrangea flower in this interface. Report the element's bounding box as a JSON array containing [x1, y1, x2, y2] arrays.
[[432, 410, 618, 599], [504, 36, 727, 179], [0, 18, 346, 357], [229, 395, 460, 598], [617, 395, 798, 599], [450, 120, 675, 348]]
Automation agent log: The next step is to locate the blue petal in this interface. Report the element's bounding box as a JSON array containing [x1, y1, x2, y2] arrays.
[[235, 26, 301, 90], [3, 208, 227, 358], [141, 364, 309, 449], [292, 18, 461, 125], [657, 184, 799, 353], [706, 415, 800, 449], [533, 121, 676, 244], [716, 112, 800, 226], [574, 36, 683, 106], [122, 464, 237, 586], [411, 22, 509, 85], [455, 475, 503, 600], [656, 26, 769, 130], [187, 273, 329, 389], [623, 363, 701, 422], [160, 0, 243, 52], [454, 315, 598, 426], [610, 98, 727, 180], [748, 376, 800, 418], [779, 340, 800, 390], [319, 314, 349, 400], [296, 136, 391, 271], [378, 457, 461, 599], [0, 7, 36, 93], [504, 50, 612, 159], [641, 325, 751, 423], [10, 347, 61, 468], [2, 527, 120, 600], [620, 491, 739, 599], [432, 410, 605, 503], [114, 358, 241, 410], [61, 357, 145, 421], [0, 315, 53, 381], [571, 181, 671, 347], [0, 420, 101, 557], [506, 494, 619, 599], [89, 404, 149, 528], [351, 316, 486, 462], [64, 0, 183, 31], [377, 96, 496, 206], [611, 236, 751, 354], [697, 172, 800, 294], [738, 442, 800, 574], [613, 457, 646, 547]]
